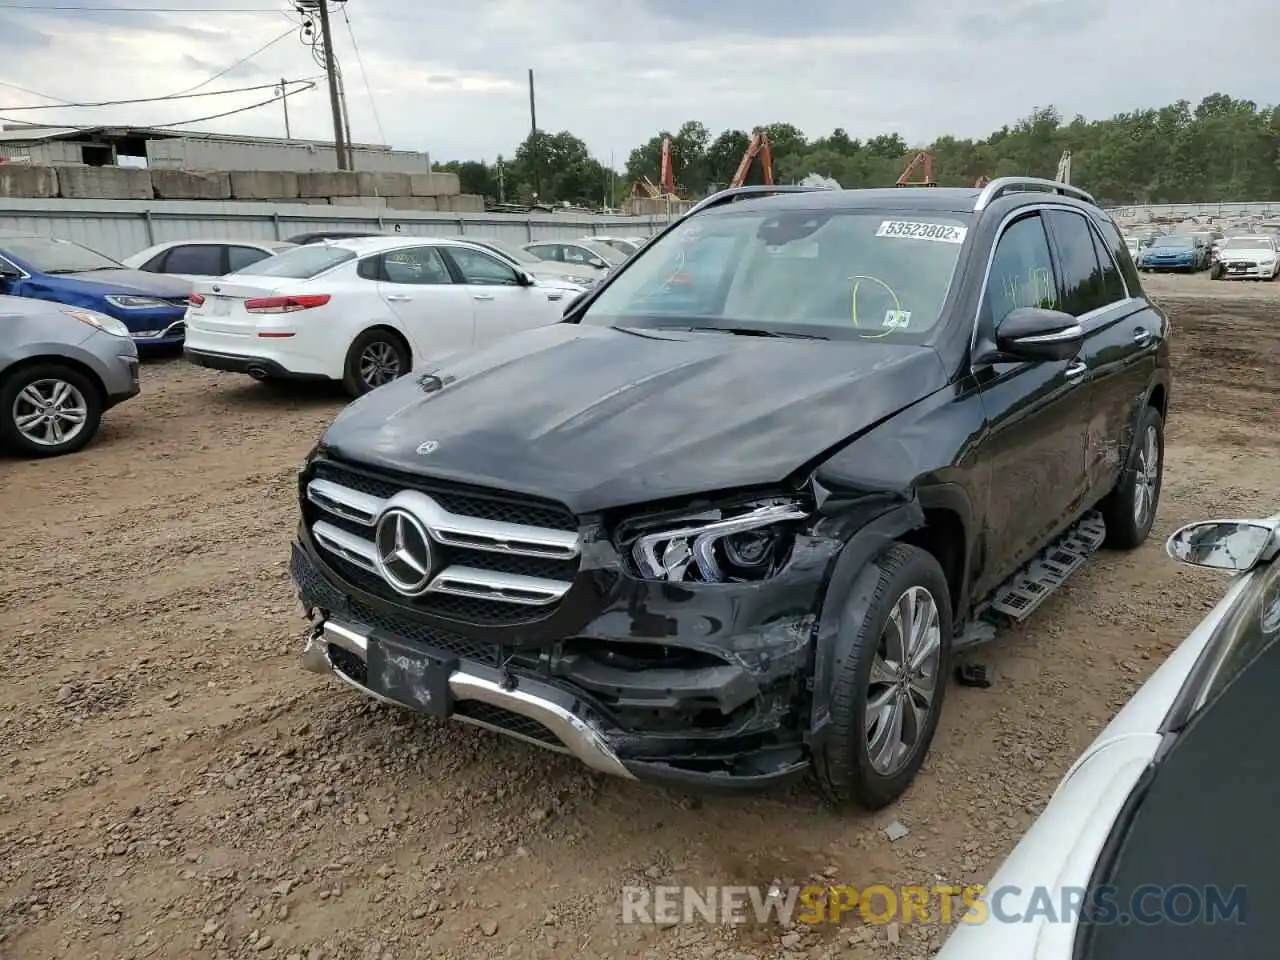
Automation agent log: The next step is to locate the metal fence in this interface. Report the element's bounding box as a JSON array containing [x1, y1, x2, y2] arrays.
[[0, 197, 673, 260]]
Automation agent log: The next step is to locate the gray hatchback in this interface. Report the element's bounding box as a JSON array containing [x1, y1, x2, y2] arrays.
[[0, 295, 141, 457]]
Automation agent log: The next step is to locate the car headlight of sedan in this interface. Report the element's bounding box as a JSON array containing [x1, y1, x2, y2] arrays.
[[104, 294, 171, 309], [623, 497, 810, 583], [60, 306, 130, 338]]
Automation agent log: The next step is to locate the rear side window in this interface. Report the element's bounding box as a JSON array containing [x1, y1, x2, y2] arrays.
[[1093, 215, 1144, 294], [227, 245, 272, 273], [236, 244, 355, 279], [161, 244, 224, 276], [1045, 210, 1109, 316], [1089, 227, 1127, 303]]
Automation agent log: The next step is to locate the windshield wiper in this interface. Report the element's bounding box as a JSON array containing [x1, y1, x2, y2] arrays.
[[680, 325, 829, 341], [44, 267, 117, 274]]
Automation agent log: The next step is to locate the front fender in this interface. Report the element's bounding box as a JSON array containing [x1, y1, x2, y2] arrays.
[[808, 498, 925, 761]]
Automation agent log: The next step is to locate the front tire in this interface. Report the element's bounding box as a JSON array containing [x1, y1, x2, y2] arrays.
[[1101, 404, 1164, 549], [0, 363, 103, 458], [815, 543, 952, 810], [342, 329, 411, 398]]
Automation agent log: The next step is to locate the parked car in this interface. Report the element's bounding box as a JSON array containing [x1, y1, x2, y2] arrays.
[[0, 294, 140, 457], [1137, 234, 1208, 272], [936, 512, 1280, 960], [286, 230, 389, 245], [457, 237, 599, 288], [290, 179, 1170, 808], [521, 238, 625, 279], [1210, 235, 1279, 281], [123, 239, 296, 282], [583, 235, 643, 256], [0, 233, 192, 346], [1124, 236, 1142, 260], [183, 236, 582, 397]]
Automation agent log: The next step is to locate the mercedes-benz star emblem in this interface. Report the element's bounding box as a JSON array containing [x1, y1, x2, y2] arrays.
[[416, 440, 439, 455], [373, 508, 434, 596]]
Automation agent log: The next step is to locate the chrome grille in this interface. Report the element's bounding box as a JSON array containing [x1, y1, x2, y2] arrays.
[[303, 460, 582, 625]]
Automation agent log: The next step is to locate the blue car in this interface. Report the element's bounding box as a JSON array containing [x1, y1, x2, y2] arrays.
[[1137, 234, 1208, 273], [0, 232, 193, 347]]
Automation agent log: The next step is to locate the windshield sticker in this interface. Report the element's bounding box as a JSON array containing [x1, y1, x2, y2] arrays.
[[876, 220, 967, 244], [883, 310, 912, 328]]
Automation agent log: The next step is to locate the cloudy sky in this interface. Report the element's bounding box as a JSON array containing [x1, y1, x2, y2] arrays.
[[1, 0, 1276, 168]]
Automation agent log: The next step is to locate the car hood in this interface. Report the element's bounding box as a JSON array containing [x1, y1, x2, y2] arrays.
[[320, 323, 948, 514], [43, 269, 193, 297], [1221, 247, 1273, 259]]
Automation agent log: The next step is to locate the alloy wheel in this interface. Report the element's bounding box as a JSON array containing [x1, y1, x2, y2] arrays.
[[12, 378, 89, 448], [865, 585, 943, 776], [358, 341, 402, 389], [1133, 424, 1160, 526]]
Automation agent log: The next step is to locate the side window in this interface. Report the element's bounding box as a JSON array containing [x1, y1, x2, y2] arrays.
[[357, 256, 380, 280], [227, 245, 270, 273], [1088, 226, 1126, 303], [527, 244, 560, 263], [140, 251, 167, 272], [380, 246, 451, 285], [1092, 215, 1143, 294], [446, 247, 520, 286], [1044, 210, 1107, 316], [982, 213, 1058, 333], [162, 244, 224, 276], [562, 245, 595, 266]]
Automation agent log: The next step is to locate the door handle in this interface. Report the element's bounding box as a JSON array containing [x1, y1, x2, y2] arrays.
[[1065, 360, 1088, 380], [473, 294, 495, 301], [386, 294, 413, 302], [1133, 327, 1153, 346], [546, 293, 565, 301]]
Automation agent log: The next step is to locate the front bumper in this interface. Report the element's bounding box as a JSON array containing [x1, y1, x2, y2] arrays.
[[127, 317, 187, 347], [1140, 259, 1196, 271], [1219, 261, 1275, 279], [290, 530, 836, 789]]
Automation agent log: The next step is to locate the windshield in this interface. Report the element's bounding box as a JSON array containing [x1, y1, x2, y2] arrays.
[[0, 236, 122, 273], [1224, 237, 1273, 250], [581, 240, 626, 264], [1152, 235, 1194, 249], [234, 244, 355, 278], [472, 238, 540, 264], [579, 208, 970, 341]]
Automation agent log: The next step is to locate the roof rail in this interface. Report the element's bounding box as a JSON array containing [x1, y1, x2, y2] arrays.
[[683, 184, 835, 219], [973, 177, 1096, 212]]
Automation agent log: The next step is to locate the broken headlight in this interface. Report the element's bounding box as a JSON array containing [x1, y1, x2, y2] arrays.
[[625, 497, 810, 583]]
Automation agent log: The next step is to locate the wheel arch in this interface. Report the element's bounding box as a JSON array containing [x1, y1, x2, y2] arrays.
[[348, 322, 413, 364], [0, 352, 108, 408]]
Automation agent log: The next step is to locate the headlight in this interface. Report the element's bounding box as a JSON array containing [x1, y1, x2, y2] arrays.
[[623, 497, 810, 583], [560, 274, 594, 286], [104, 295, 171, 309], [1260, 257, 1275, 265], [59, 306, 130, 338]]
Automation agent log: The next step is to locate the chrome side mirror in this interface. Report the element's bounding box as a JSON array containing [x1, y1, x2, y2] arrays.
[[1167, 519, 1279, 572]]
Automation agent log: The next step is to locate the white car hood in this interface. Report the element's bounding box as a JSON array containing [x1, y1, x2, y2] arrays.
[[936, 570, 1258, 960], [1219, 246, 1274, 261]]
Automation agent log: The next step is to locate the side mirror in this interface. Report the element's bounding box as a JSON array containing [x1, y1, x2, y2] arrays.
[[991, 307, 1084, 362], [517, 271, 536, 287], [1167, 519, 1279, 572], [0, 263, 19, 289], [561, 290, 587, 319], [590, 258, 609, 270]]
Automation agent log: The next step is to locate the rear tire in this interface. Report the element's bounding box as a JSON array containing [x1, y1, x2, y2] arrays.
[[815, 543, 952, 811], [1101, 404, 1164, 549], [0, 362, 103, 458], [342, 328, 411, 398]]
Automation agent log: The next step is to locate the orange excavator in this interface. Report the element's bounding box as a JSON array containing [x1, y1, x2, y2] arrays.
[[895, 151, 937, 187], [631, 136, 678, 199], [728, 129, 774, 188]]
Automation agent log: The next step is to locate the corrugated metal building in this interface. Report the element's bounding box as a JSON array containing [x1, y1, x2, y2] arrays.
[[0, 123, 430, 173]]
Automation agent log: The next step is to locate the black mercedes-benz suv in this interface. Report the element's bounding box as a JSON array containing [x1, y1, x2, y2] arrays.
[[290, 178, 1172, 809]]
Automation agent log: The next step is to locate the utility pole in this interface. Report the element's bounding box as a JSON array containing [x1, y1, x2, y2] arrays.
[[313, 0, 348, 170], [277, 77, 291, 139], [336, 63, 355, 170], [528, 68, 539, 199]]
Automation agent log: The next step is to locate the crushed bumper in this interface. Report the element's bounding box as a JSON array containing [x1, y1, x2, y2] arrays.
[[291, 536, 834, 790]]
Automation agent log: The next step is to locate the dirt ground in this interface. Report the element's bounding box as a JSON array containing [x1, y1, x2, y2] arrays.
[[2, 272, 1277, 960]]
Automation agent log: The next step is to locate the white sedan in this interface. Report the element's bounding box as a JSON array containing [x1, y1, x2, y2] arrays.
[[937, 513, 1280, 960], [123, 238, 296, 282], [183, 236, 584, 396]]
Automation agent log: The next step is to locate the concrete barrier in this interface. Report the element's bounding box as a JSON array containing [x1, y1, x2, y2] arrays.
[[151, 169, 231, 200], [57, 166, 151, 201], [0, 165, 57, 199], [229, 171, 299, 200], [298, 171, 359, 198]]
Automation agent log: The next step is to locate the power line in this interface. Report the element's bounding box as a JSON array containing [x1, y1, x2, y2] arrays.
[[339, 2, 385, 146], [0, 80, 316, 133], [0, 77, 319, 113], [165, 25, 299, 97], [0, 4, 277, 10]]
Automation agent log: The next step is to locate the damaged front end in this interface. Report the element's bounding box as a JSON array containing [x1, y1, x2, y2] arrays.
[[292, 458, 865, 789]]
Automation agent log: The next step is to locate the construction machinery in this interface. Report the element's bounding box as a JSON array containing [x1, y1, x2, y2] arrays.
[[895, 151, 937, 187], [1056, 150, 1072, 185], [973, 175, 991, 188], [630, 136, 678, 199], [727, 130, 774, 189]]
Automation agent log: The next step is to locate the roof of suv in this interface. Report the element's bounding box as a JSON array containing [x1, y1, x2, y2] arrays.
[[704, 184, 1103, 218]]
